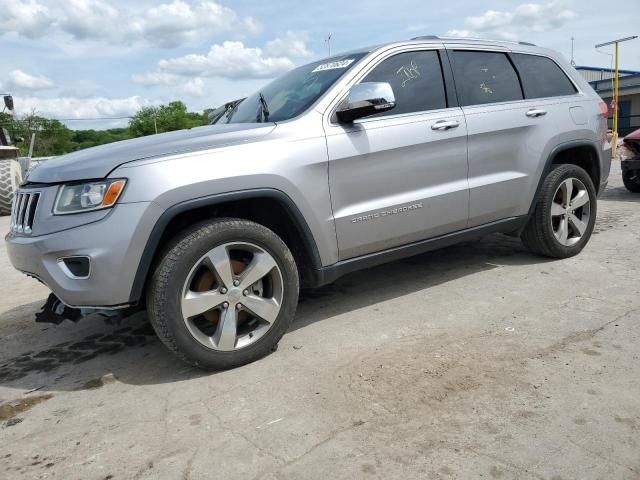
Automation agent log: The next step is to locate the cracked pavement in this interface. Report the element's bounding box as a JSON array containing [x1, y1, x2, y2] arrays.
[[0, 164, 639, 479]]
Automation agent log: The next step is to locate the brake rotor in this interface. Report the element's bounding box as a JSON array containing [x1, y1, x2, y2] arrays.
[[192, 258, 261, 326]]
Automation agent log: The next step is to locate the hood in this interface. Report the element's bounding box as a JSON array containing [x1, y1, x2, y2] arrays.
[[28, 123, 275, 183]]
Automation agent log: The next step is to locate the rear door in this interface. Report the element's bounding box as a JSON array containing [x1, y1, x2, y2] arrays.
[[324, 48, 469, 260], [449, 47, 580, 226]]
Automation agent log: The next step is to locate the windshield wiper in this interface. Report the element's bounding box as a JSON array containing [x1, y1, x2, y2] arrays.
[[258, 92, 270, 122]]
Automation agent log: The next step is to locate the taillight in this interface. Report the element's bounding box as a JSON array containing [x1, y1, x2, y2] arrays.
[[598, 102, 608, 118]]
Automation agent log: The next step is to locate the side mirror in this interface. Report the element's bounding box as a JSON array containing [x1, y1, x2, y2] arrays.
[[0, 128, 11, 146], [336, 82, 396, 123], [3, 95, 14, 112]]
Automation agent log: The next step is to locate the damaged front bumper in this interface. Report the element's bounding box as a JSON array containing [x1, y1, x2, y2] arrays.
[[36, 293, 130, 325]]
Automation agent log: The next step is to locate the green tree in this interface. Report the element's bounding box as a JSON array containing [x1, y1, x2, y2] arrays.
[[1, 101, 210, 156], [70, 128, 132, 151], [8, 112, 74, 156], [129, 101, 206, 137]]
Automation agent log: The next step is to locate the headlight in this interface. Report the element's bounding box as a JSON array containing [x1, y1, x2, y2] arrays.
[[54, 179, 127, 215]]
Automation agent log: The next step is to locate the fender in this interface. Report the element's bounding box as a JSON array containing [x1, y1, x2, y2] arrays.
[[527, 139, 602, 218], [128, 188, 323, 304]]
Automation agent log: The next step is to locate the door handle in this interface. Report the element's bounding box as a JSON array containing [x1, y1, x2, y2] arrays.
[[526, 108, 547, 118], [431, 120, 460, 131]]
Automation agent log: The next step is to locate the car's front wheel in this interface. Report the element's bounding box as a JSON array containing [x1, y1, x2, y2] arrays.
[[521, 164, 597, 258], [147, 218, 299, 370]]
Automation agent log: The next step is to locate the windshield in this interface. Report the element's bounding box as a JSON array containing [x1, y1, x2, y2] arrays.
[[221, 52, 368, 124]]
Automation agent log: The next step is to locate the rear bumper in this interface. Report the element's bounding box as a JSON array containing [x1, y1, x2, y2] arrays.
[[5, 201, 163, 308]]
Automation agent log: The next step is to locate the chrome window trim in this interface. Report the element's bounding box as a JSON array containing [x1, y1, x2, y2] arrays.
[[507, 50, 583, 98], [336, 106, 462, 132], [446, 48, 583, 107]]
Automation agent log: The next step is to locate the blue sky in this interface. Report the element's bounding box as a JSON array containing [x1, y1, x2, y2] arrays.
[[1, 0, 639, 129]]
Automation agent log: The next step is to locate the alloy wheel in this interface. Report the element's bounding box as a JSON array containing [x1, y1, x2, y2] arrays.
[[550, 177, 591, 247], [181, 242, 283, 351]]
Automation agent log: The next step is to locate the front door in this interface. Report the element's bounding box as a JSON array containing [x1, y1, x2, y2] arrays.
[[325, 49, 469, 260]]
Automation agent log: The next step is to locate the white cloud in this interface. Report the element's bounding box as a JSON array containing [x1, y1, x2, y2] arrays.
[[132, 31, 311, 92], [131, 72, 180, 86], [15, 95, 158, 120], [446, 2, 577, 41], [57, 0, 118, 41], [265, 31, 311, 58], [157, 40, 296, 79], [0, 0, 261, 49], [7, 70, 55, 90], [126, 0, 260, 48], [183, 78, 205, 97], [0, 0, 53, 39]]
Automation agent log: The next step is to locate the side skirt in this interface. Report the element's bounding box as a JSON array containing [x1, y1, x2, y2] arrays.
[[314, 216, 529, 286]]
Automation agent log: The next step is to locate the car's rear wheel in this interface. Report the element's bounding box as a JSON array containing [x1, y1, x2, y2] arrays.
[[521, 164, 597, 258], [622, 168, 640, 193], [147, 218, 299, 370]]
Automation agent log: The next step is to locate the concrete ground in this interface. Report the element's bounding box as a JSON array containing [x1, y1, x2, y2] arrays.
[[0, 164, 638, 480]]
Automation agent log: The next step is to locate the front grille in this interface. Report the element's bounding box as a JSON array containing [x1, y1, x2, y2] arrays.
[[10, 191, 41, 234]]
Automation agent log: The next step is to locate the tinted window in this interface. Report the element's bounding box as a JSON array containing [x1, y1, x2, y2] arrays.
[[511, 53, 577, 99], [452, 51, 523, 106], [361, 50, 447, 117]]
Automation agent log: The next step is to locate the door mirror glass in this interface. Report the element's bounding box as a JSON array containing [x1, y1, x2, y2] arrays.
[[336, 82, 396, 123], [3, 95, 14, 111]]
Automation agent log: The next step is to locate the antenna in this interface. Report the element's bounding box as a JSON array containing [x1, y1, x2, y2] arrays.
[[570, 37, 576, 66], [325, 32, 332, 56]]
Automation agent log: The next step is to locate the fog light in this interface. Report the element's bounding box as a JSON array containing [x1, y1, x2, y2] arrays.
[[58, 256, 91, 279]]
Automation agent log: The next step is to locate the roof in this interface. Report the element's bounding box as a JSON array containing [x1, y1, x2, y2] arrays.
[[409, 35, 536, 46], [327, 36, 550, 67]]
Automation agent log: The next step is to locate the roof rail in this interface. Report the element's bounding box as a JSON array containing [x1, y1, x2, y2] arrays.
[[410, 36, 536, 46]]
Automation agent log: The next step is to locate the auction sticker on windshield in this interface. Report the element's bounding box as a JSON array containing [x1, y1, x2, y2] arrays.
[[312, 59, 356, 72]]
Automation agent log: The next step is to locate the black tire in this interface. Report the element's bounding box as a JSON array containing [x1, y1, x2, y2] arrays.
[[622, 168, 640, 193], [521, 164, 597, 258], [147, 218, 299, 370], [0, 159, 22, 216]]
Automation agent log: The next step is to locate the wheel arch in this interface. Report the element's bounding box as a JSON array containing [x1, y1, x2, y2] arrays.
[[528, 140, 602, 218], [128, 188, 323, 305]]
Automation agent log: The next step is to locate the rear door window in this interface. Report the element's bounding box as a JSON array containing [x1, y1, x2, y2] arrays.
[[451, 51, 523, 106], [361, 50, 447, 117], [511, 53, 577, 99]]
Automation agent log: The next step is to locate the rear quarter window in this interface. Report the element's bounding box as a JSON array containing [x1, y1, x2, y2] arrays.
[[451, 51, 523, 106], [511, 53, 577, 99]]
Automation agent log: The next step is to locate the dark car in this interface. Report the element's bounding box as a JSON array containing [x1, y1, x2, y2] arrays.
[[620, 129, 640, 192]]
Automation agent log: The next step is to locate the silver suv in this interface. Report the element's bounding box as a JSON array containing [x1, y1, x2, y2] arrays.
[[6, 37, 611, 369]]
